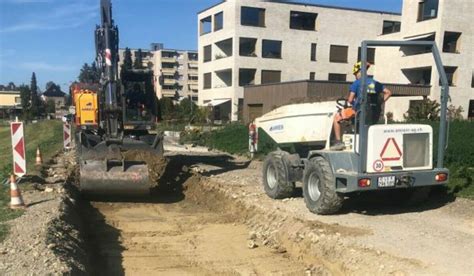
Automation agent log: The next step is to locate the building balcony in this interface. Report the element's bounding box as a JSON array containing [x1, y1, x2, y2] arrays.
[[163, 79, 177, 85], [161, 57, 176, 63], [161, 89, 176, 97], [161, 67, 177, 74]]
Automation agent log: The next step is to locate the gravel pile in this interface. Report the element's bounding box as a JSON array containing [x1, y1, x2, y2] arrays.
[[0, 150, 88, 275]]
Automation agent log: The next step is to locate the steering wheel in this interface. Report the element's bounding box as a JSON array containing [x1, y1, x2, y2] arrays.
[[336, 98, 349, 110]]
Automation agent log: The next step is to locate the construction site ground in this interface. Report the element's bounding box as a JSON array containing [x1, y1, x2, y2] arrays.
[[0, 136, 473, 275]]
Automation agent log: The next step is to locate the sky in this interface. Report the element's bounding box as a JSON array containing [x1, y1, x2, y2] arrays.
[[0, 0, 402, 91]]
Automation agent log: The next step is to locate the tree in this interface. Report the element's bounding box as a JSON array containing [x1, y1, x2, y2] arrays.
[[91, 62, 100, 81], [19, 85, 31, 120], [133, 48, 143, 69], [45, 81, 59, 91], [447, 105, 464, 121], [404, 98, 440, 121], [78, 62, 100, 83], [122, 47, 133, 71], [45, 99, 56, 114], [30, 72, 41, 117], [159, 97, 175, 120], [7, 82, 16, 90]]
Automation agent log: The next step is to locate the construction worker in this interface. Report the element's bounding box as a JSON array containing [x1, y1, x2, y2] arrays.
[[331, 62, 392, 151]]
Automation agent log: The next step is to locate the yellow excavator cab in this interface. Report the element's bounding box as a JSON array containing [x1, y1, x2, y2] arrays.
[[74, 89, 98, 127]]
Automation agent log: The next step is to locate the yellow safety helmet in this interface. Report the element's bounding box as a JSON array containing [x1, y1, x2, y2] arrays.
[[352, 61, 371, 75]]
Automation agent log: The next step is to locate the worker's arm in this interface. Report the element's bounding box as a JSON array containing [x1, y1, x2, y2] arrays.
[[347, 91, 356, 106], [383, 88, 392, 102]]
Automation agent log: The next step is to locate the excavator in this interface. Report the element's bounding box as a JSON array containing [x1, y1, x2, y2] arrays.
[[74, 0, 166, 196]]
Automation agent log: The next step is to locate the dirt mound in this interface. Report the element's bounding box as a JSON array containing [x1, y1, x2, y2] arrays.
[[122, 150, 168, 187], [183, 175, 427, 275], [46, 185, 89, 274]]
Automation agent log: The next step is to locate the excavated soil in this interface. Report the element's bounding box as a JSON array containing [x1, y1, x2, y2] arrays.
[[82, 176, 312, 275], [122, 150, 168, 187]]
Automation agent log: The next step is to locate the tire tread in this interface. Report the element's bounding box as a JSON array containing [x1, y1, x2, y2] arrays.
[[303, 156, 343, 214]]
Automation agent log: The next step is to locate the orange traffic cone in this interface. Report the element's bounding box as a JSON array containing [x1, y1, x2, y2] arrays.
[[35, 146, 43, 166], [10, 175, 26, 209]]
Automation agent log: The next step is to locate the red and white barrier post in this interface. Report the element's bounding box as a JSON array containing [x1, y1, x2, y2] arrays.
[[248, 123, 258, 158], [10, 121, 26, 177], [63, 123, 71, 150]]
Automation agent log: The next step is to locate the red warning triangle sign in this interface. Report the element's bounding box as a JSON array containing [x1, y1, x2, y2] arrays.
[[380, 138, 402, 161]]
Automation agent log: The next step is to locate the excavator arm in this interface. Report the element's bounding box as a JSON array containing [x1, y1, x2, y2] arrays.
[[95, 0, 121, 139]]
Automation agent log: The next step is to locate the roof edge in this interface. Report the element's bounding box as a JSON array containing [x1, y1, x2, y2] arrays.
[[198, 1, 401, 16]]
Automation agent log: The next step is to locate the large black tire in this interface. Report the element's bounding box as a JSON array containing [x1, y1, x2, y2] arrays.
[[302, 156, 343, 215], [262, 151, 295, 199]]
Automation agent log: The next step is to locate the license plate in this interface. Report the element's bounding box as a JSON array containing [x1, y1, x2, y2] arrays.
[[378, 176, 396, 188]]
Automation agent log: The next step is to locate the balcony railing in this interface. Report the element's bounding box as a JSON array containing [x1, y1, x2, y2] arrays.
[[161, 67, 176, 74]]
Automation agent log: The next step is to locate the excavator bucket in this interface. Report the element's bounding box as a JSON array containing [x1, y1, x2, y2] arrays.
[[79, 160, 151, 196]]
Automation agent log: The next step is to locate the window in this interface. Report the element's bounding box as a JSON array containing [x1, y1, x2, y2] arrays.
[[203, 45, 212, 62], [261, 70, 281, 84], [200, 16, 212, 35], [188, 75, 198, 81], [328, 73, 347, 82], [309, 72, 315, 80], [262, 40, 282, 59], [401, 33, 435, 56], [469, 100, 474, 119], [357, 47, 376, 64], [215, 69, 232, 87], [439, 66, 457, 86], [215, 38, 233, 59], [290, 11, 317, 31], [402, 67, 431, 85], [239, 68, 257, 86], [382, 20, 401, 34], [241, 6, 265, 27], [203, 73, 212, 89], [471, 70, 474, 88], [162, 62, 175, 69], [162, 85, 175, 91], [311, 43, 317, 61], [330, 45, 348, 63], [162, 51, 176, 58], [214, 12, 223, 31], [418, 0, 438, 22], [239, 37, 257, 57], [188, 52, 198, 61], [15, 97, 21, 104], [443, 32, 461, 53]]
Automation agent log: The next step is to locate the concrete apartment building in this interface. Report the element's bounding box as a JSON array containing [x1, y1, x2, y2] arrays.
[[197, 0, 400, 121], [119, 45, 199, 101], [376, 0, 474, 119], [198, 0, 473, 121]]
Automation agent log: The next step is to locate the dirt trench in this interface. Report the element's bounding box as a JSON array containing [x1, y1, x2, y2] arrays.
[[70, 146, 473, 275], [79, 157, 317, 275]]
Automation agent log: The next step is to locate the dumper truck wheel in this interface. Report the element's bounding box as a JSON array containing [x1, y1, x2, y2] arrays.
[[303, 156, 343, 215], [262, 151, 295, 199]]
